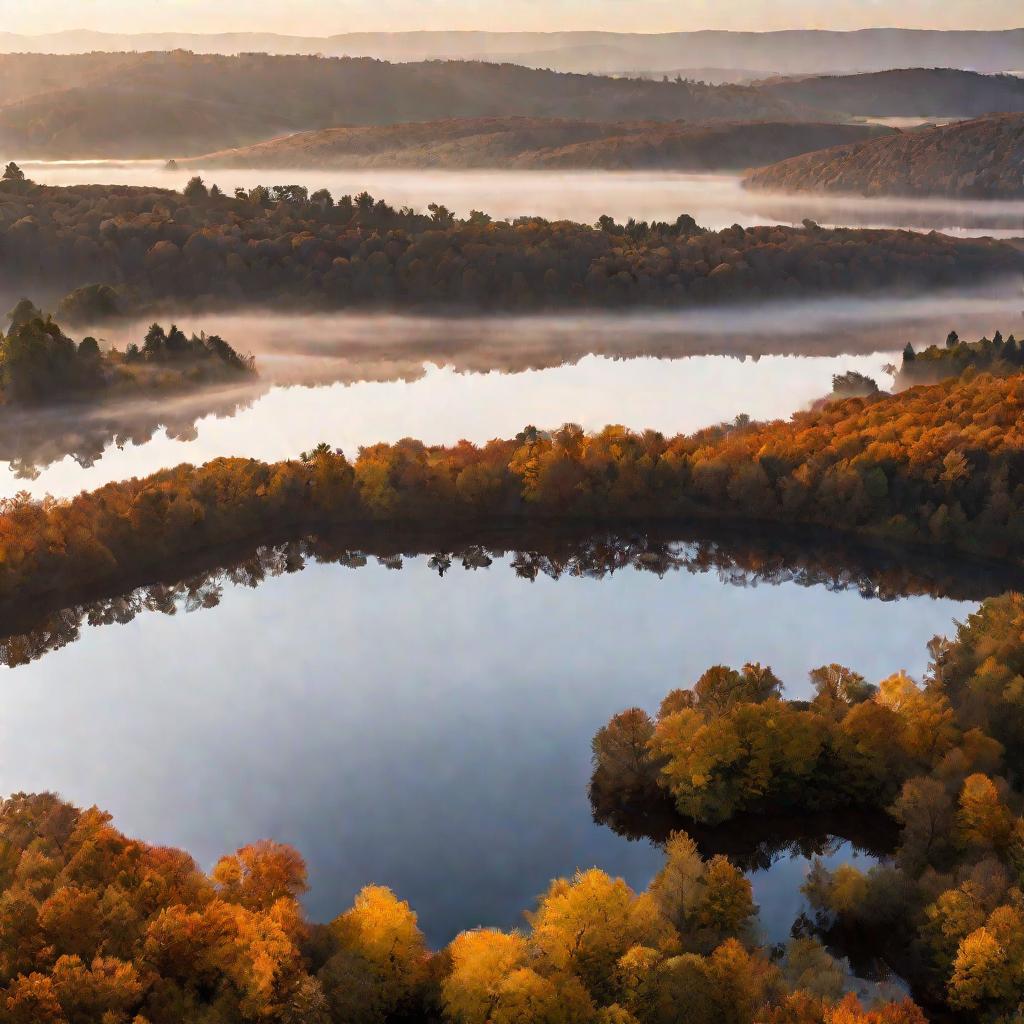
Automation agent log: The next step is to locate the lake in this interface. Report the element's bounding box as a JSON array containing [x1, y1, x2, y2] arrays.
[[20, 164, 1024, 236], [0, 532, 979, 947], [6, 282, 1024, 497]]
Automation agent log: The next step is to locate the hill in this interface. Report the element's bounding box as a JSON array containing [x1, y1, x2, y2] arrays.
[[744, 112, 1024, 199], [0, 51, 805, 159], [757, 67, 1024, 117], [183, 117, 892, 171], [0, 28, 1021, 75]]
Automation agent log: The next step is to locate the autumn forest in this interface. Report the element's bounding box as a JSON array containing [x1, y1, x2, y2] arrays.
[[1, 10, 1024, 1024]]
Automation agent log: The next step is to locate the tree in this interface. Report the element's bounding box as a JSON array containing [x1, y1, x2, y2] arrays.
[[183, 176, 209, 200], [323, 884, 429, 1020], [7, 299, 42, 329], [442, 929, 528, 1024], [529, 869, 647, 1001], [956, 774, 1013, 852], [890, 777, 955, 871], [2, 162, 25, 182], [212, 840, 308, 911]]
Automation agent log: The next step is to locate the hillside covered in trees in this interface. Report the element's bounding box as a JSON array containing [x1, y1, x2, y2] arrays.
[[745, 112, 1024, 199], [3, 367, 1024, 611], [0, 51, 807, 159], [591, 591, 1024, 1019], [184, 118, 891, 172], [1, 176, 1020, 316], [0, 788, 928, 1024], [757, 68, 1024, 118]]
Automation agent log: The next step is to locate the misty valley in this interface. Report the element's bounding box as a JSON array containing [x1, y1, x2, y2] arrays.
[[2, 25, 1024, 1024]]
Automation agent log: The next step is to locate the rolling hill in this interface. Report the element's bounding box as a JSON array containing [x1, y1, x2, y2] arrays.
[[0, 51, 808, 159], [757, 68, 1024, 118], [183, 117, 892, 171], [744, 112, 1024, 199]]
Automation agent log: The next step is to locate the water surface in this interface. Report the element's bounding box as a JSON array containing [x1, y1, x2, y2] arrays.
[[0, 540, 974, 945]]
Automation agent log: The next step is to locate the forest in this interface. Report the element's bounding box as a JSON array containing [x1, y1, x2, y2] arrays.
[[183, 119, 891, 172], [0, 51, 803, 159], [3, 53, 1024, 161], [0, 789, 926, 1024], [1, 174, 1020, 316], [757, 68, 1024, 118], [745, 112, 1024, 199], [5, 594, 1024, 1021], [2, 366, 1024, 610], [591, 592, 1024, 1021], [0, 299, 255, 405]]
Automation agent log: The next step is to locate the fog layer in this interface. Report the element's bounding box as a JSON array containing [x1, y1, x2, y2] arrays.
[[21, 165, 1024, 235]]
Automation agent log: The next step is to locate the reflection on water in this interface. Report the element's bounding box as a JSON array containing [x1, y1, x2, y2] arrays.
[[6, 286, 1021, 496], [3, 527, 1017, 667], [0, 528, 973, 945], [3, 351, 899, 498], [21, 165, 1024, 234]]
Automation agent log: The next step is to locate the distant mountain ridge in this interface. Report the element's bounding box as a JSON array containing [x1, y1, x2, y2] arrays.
[[0, 28, 1021, 75]]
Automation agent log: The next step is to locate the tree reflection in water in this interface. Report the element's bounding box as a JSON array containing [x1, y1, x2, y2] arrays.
[[3, 525, 1019, 669]]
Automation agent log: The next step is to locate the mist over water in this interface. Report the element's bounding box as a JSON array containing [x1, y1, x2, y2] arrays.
[[0, 352, 896, 499], [5, 285, 1022, 498], [21, 164, 1024, 235]]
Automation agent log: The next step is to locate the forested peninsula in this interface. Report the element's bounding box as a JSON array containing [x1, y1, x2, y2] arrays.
[[1, 173, 1020, 316], [3, 367, 1023, 611], [592, 592, 1024, 1021]]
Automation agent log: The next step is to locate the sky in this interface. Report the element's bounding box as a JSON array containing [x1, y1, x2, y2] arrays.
[[3, 0, 1022, 36]]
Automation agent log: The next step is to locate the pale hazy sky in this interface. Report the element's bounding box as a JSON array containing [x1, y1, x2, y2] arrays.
[[4, 0, 1021, 36]]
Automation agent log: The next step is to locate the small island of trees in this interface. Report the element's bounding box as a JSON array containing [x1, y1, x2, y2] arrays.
[[0, 299, 255, 406]]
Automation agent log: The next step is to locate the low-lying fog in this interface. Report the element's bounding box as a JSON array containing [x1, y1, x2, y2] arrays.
[[21, 164, 1024, 235], [3, 288, 1020, 500]]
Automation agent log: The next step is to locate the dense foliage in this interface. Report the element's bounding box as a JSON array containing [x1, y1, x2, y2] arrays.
[[185, 118, 890, 172], [594, 591, 1024, 1020], [3, 369, 1024, 606], [0, 302, 254, 405], [1, 180, 1019, 315], [0, 789, 926, 1024], [745, 112, 1024, 199]]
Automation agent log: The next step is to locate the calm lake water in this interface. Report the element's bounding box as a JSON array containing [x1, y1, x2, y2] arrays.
[[6, 286, 1021, 496], [0, 541, 974, 945], [21, 165, 1024, 235], [1, 351, 898, 499]]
